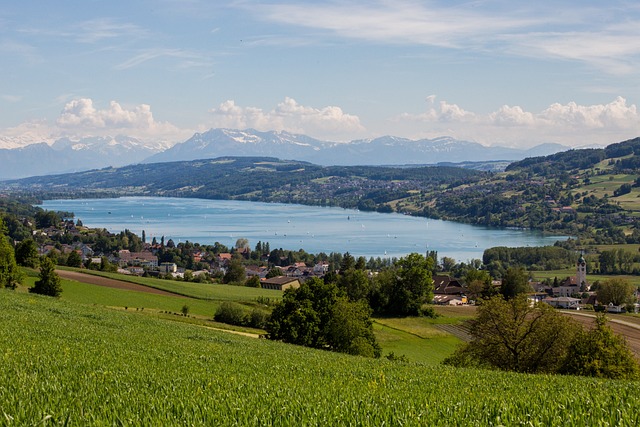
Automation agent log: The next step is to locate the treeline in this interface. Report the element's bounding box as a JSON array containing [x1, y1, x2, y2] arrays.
[[483, 246, 577, 274]]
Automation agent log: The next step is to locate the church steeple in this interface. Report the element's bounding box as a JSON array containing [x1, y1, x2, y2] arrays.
[[577, 251, 587, 291]]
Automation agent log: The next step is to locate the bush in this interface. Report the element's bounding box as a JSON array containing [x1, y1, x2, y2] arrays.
[[248, 309, 268, 329], [214, 302, 247, 326]]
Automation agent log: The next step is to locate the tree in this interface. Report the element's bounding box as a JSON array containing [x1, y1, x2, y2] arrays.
[[385, 253, 434, 316], [440, 256, 456, 272], [66, 250, 82, 268], [339, 252, 355, 273], [337, 269, 371, 302], [15, 239, 39, 268], [444, 295, 579, 374], [266, 267, 284, 279], [464, 268, 494, 301], [0, 225, 23, 289], [235, 237, 249, 249], [500, 267, 531, 299], [30, 257, 62, 297], [561, 314, 639, 380], [326, 298, 381, 357], [245, 275, 261, 288], [597, 278, 635, 306], [266, 278, 380, 357], [223, 258, 246, 284]]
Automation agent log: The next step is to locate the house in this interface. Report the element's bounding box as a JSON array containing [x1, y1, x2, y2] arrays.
[[159, 262, 177, 273], [117, 250, 158, 268], [127, 266, 145, 275], [245, 265, 268, 279], [313, 262, 330, 275], [433, 294, 466, 305], [543, 296, 581, 309], [433, 275, 466, 295], [216, 253, 232, 265], [261, 276, 301, 291], [432, 275, 467, 305]]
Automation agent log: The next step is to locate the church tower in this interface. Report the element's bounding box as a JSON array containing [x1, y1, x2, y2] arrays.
[[577, 252, 587, 291]]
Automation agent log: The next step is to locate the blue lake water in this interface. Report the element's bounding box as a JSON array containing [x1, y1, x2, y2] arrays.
[[40, 197, 565, 261]]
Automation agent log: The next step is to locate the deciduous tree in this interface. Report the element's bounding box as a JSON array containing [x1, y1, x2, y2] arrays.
[[385, 253, 434, 316], [597, 278, 635, 307], [15, 239, 39, 268], [444, 295, 578, 374], [500, 267, 531, 299], [0, 225, 23, 289], [266, 278, 379, 357], [561, 314, 639, 379]]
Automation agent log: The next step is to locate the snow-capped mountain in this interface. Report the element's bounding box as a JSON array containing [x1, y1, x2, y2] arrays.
[[0, 135, 169, 180], [143, 128, 328, 163], [145, 129, 569, 166], [0, 128, 569, 180]]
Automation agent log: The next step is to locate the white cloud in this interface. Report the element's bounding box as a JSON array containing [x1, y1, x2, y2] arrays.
[[208, 97, 365, 141], [0, 99, 192, 149], [115, 48, 211, 70], [248, 1, 640, 74], [393, 97, 640, 147]]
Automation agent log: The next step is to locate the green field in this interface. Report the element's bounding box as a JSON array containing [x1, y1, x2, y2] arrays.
[[59, 268, 283, 302], [19, 269, 467, 364], [2, 289, 640, 425]]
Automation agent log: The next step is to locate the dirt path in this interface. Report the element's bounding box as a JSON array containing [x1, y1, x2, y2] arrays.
[[57, 270, 187, 298], [562, 311, 640, 358]]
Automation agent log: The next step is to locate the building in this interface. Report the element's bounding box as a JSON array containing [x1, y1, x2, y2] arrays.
[[261, 276, 301, 291], [552, 253, 589, 297], [544, 296, 581, 309], [432, 275, 467, 304]]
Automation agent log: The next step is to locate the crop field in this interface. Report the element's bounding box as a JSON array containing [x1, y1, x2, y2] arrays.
[[2, 290, 640, 426], [59, 268, 282, 302]]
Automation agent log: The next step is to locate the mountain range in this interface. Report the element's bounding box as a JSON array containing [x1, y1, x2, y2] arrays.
[[0, 128, 569, 180]]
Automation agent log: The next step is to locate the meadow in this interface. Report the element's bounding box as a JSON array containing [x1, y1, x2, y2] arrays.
[[2, 289, 639, 426], [21, 269, 466, 364]]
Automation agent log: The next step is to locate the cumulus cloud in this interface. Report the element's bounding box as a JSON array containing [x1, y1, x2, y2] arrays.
[[208, 97, 365, 141], [0, 99, 193, 149], [55, 98, 186, 141], [393, 96, 640, 147]]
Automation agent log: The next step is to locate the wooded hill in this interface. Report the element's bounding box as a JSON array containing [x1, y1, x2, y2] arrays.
[[0, 157, 484, 212], [2, 137, 640, 243]]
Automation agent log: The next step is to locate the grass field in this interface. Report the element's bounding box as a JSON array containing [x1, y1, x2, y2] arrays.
[[19, 268, 468, 364], [530, 269, 640, 287], [2, 289, 640, 426], [59, 267, 282, 302]]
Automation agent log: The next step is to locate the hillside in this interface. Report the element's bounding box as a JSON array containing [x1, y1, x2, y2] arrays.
[[0, 157, 485, 213], [3, 289, 639, 425]]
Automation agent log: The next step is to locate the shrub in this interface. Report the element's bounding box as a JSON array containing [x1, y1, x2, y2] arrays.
[[214, 302, 247, 326]]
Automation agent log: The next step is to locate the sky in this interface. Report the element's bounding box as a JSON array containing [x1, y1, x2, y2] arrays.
[[1, 0, 640, 149]]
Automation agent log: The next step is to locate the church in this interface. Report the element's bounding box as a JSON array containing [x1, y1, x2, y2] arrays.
[[552, 253, 589, 298]]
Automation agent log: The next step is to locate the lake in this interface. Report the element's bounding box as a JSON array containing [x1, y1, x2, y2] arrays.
[[40, 197, 565, 261]]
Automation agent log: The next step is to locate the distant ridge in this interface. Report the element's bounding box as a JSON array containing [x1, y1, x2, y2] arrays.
[[143, 128, 568, 166], [0, 128, 568, 180]]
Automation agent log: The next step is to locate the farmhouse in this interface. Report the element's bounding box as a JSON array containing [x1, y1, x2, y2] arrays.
[[432, 275, 467, 305], [261, 276, 301, 291]]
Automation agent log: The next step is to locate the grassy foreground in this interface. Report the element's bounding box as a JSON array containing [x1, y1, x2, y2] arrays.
[[2, 290, 640, 426]]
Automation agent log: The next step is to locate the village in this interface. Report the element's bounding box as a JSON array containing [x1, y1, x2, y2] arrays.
[[32, 218, 640, 314]]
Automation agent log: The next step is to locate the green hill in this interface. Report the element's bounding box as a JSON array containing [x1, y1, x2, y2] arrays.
[[2, 289, 639, 425]]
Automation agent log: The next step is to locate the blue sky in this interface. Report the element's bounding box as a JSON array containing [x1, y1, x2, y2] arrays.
[[1, 0, 640, 148]]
